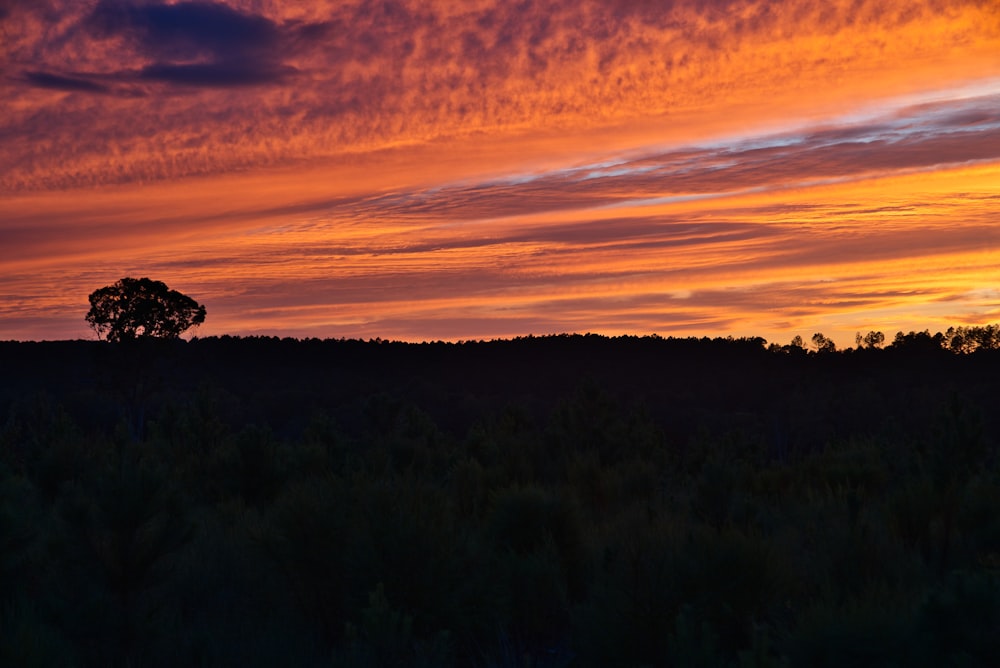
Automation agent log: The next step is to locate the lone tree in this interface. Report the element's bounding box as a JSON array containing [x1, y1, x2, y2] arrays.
[[86, 277, 206, 342]]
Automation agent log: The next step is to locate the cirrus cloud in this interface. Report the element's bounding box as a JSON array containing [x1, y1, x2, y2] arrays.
[[0, 0, 998, 344]]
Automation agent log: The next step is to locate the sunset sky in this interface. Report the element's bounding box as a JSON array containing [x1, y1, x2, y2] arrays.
[[2, 0, 999, 345]]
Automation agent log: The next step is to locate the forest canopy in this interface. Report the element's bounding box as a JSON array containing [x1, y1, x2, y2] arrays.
[[1, 331, 1000, 666]]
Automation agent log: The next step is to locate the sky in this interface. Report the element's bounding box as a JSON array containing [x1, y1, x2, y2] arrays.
[[2, 0, 999, 345]]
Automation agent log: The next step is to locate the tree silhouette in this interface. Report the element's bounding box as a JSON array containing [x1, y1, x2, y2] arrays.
[[890, 330, 945, 353], [944, 324, 1000, 353], [811, 332, 836, 353], [855, 330, 885, 349], [85, 277, 206, 342]]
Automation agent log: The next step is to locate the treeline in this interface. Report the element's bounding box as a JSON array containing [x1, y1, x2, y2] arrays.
[[772, 323, 1000, 354], [1, 334, 999, 667]]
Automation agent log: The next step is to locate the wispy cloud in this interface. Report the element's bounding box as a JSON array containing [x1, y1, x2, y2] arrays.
[[21, 69, 112, 93], [3, 0, 997, 190], [0, 0, 998, 342]]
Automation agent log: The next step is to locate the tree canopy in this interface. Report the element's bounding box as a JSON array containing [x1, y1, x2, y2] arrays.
[[85, 277, 206, 342]]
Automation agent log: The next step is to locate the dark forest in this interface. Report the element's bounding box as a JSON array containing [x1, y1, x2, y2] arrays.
[[2, 333, 999, 666]]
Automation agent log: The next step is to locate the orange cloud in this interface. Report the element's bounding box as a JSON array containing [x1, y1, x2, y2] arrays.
[[3, 0, 997, 189], [1, 1, 998, 343]]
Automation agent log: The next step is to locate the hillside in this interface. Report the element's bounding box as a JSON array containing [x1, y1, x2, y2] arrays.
[[2, 335, 999, 666]]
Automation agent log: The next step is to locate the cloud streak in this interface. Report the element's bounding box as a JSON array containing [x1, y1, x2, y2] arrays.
[[21, 69, 112, 93]]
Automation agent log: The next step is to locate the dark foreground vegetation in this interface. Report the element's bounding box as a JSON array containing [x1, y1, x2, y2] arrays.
[[2, 333, 1000, 667]]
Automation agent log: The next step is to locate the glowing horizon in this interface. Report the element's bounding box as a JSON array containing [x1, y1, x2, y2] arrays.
[[2, 0, 999, 346]]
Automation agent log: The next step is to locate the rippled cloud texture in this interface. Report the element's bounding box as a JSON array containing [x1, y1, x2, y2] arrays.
[[2, 0, 999, 343]]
